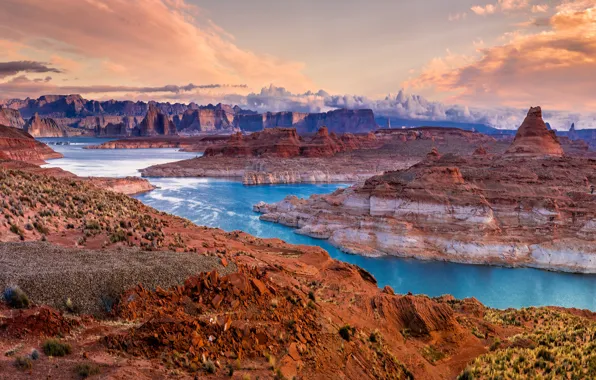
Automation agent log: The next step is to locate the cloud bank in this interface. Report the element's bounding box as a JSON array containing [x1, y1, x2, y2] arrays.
[[0, 0, 312, 96], [216, 85, 594, 130], [407, 0, 596, 112]]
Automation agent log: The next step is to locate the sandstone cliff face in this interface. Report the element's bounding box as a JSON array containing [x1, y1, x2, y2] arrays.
[[505, 106, 564, 157], [24, 113, 68, 137], [0, 106, 25, 129], [175, 106, 235, 133], [138, 104, 177, 136], [235, 109, 377, 134], [0, 124, 63, 164], [255, 107, 596, 273]]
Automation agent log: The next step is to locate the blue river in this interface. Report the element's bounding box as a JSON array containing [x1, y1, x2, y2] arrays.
[[40, 137, 596, 310]]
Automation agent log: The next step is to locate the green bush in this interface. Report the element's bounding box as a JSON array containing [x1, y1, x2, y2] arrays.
[[42, 339, 72, 357], [3, 286, 30, 309], [75, 363, 101, 378]]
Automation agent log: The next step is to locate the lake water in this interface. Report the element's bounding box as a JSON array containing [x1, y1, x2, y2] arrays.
[[41, 137, 596, 310]]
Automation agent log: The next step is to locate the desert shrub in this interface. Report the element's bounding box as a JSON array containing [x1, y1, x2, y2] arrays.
[[109, 229, 127, 243], [33, 221, 49, 234], [42, 339, 72, 357], [339, 325, 354, 341], [204, 359, 216, 374], [421, 345, 445, 363], [457, 368, 474, 380], [9, 223, 23, 236], [3, 286, 30, 308], [14, 356, 32, 371], [75, 363, 101, 378]]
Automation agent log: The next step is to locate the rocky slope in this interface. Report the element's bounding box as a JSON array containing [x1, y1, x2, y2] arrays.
[[0, 159, 155, 195], [0, 106, 24, 129], [0, 124, 63, 164], [255, 107, 596, 273], [1, 168, 593, 379]]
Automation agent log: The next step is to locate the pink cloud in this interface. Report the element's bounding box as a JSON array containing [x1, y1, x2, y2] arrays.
[[405, 1, 596, 111], [0, 0, 313, 96]]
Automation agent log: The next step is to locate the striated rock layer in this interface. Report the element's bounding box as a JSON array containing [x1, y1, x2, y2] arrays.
[[203, 127, 380, 158], [141, 126, 502, 185], [0, 124, 63, 164], [255, 107, 596, 273]]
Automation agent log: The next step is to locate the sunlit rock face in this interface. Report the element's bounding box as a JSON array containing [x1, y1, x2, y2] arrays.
[[255, 107, 596, 273], [505, 106, 564, 157]]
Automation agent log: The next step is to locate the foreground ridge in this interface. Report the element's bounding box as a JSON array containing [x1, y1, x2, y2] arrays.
[[0, 153, 593, 379]]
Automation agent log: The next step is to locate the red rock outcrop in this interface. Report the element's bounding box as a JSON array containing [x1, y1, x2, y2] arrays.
[[255, 107, 596, 273], [0, 124, 63, 164], [505, 106, 564, 157], [138, 104, 177, 136], [0, 106, 24, 129], [23, 113, 68, 137], [203, 127, 381, 159]]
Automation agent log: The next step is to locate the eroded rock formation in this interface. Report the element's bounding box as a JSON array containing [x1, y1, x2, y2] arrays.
[[505, 106, 564, 157], [255, 107, 596, 273], [0, 106, 24, 129], [23, 113, 71, 137], [175, 104, 236, 133], [138, 104, 177, 136]]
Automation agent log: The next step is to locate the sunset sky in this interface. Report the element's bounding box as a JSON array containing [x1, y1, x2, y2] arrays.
[[0, 0, 595, 127]]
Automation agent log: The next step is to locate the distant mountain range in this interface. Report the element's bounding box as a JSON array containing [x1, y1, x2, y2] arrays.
[[0, 94, 591, 141]]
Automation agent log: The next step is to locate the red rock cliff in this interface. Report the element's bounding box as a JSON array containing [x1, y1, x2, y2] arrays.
[[0, 124, 63, 164]]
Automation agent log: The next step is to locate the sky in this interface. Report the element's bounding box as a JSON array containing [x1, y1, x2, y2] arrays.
[[0, 0, 595, 129]]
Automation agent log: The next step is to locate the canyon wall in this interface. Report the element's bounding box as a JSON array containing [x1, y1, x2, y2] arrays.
[[235, 109, 377, 133], [2, 95, 379, 137]]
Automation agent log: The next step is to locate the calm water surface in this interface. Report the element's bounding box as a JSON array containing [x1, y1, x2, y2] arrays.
[[41, 138, 596, 310]]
